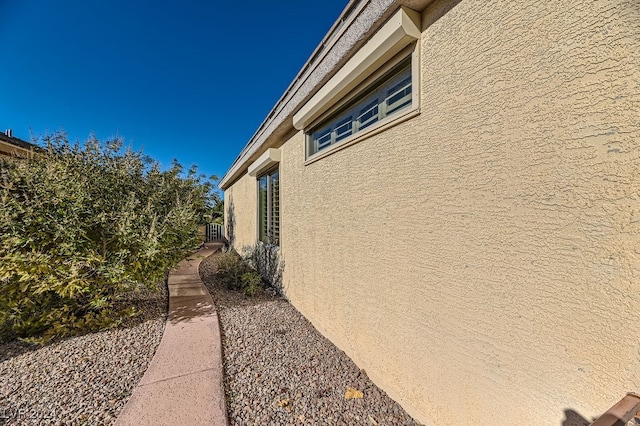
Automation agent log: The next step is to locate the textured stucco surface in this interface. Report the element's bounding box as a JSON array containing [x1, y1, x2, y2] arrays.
[[226, 0, 640, 424], [224, 172, 257, 251]]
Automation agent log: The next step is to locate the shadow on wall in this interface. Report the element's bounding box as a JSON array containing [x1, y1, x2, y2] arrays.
[[563, 409, 593, 426], [423, 0, 463, 31], [225, 195, 236, 248]]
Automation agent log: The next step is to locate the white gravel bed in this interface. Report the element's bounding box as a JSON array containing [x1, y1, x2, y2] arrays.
[[0, 283, 168, 426], [200, 252, 421, 426]]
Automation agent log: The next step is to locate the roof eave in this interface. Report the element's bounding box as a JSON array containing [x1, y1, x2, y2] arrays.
[[220, 0, 435, 190]]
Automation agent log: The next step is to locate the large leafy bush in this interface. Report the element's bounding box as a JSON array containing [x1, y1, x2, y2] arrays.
[[0, 132, 216, 342]]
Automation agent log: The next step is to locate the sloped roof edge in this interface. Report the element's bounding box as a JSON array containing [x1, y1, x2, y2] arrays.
[[220, 0, 433, 190], [0, 132, 39, 151]]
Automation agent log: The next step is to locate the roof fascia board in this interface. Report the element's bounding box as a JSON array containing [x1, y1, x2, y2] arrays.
[[249, 0, 368, 142], [219, 1, 370, 190], [0, 134, 38, 151], [220, 1, 434, 190], [293, 7, 421, 130]]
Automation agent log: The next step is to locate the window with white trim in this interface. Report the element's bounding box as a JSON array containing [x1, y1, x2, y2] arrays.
[[258, 167, 279, 245], [308, 57, 413, 156]]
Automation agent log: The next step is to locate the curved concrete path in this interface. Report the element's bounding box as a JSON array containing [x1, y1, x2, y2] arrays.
[[116, 243, 228, 426]]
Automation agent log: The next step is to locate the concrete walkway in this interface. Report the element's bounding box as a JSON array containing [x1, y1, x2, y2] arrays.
[[116, 243, 228, 426]]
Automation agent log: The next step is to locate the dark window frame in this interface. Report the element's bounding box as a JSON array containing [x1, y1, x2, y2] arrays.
[[258, 166, 280, 246]]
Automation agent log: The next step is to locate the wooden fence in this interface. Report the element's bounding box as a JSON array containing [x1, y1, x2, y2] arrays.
[[205, 223, 225, 242]]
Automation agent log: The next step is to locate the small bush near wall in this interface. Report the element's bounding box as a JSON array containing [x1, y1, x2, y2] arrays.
[[215, 251, 262, 295], [0, 131, 217, 342], [243, 243, 284, 297]]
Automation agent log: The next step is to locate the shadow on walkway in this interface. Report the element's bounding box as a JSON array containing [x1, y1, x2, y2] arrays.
[[116, 243, 228, 426]]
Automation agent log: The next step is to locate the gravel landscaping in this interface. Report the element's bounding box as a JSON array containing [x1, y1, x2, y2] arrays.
[[0, 283, 168, 426], [200, 251, 421, 426]]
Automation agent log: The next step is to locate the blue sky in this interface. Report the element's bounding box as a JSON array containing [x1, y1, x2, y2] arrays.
[[0, 0, 348, 183]]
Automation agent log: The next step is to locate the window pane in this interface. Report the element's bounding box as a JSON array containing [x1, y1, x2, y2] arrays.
[[357, 99, 379, 130], [314, 127, 332, 151], [258, 175, 268, 243], [385, 75, 412, 115], [334, 116, 353, 142], [258, 169, 280, 246], [308, 57, 412, 157], [269, 170, 280, 245]]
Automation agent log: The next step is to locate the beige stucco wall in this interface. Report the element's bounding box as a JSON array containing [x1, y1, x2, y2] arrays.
[[226, 0, 640, 424], [224, 171, 257, 251]]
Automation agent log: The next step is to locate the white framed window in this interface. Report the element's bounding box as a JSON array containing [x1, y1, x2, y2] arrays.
[[357, 99, 379, 130], [293, 7, 421, 162], [258, 167, 280, 246], [307, 56, 414, 157]]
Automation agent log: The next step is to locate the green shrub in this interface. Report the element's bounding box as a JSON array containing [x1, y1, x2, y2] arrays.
[[215, 251, 251, 291], [243, 242, 284, 296], [215, 251, 264, 295], [0, 131, 217, 342], [241, 271, 263, 296]]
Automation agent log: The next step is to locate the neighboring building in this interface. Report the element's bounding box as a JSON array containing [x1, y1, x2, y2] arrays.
[[0, 129, 39, 158], [219, 0, 640, 424]]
